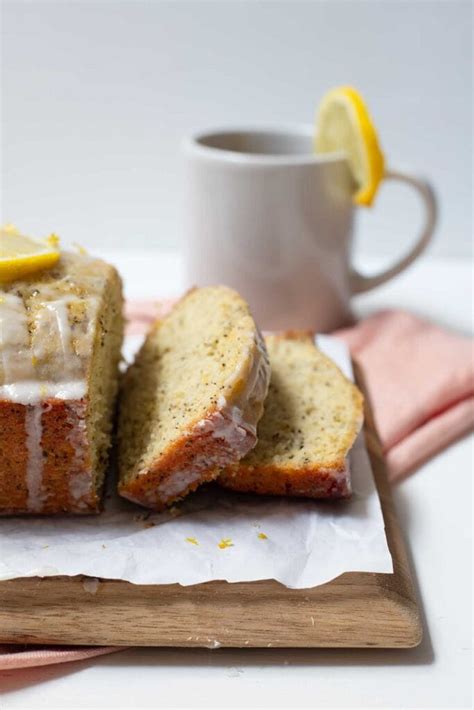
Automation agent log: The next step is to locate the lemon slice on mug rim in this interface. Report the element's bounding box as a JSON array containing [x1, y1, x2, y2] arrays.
[[314, 86, 385, 206]]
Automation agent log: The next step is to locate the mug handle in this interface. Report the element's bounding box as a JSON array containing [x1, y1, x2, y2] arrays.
[[350, 168, 438, 294]]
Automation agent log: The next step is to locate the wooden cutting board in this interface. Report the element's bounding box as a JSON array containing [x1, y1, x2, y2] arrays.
[[0, 368, 422, 649]]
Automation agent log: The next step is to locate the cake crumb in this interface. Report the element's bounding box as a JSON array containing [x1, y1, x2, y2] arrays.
[[185, 537, 199, 545], [73, 242, 88, 255], [218, 538, 234, 549], [134, 512, 150, 522], [82, 577, 100, 595], [227, 667, 243, 678], [257, 532, 268, 540]]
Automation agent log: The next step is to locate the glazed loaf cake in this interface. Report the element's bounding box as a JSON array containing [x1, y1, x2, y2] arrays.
[[0, 251, 124, 514], [118, 286, 270, 510], [219, 332, 363, 499]]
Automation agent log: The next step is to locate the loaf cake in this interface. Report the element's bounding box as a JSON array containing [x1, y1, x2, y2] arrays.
[[219, 332, 363, 499], [118, 286, 270, 510], [0, 246, 124, 514]]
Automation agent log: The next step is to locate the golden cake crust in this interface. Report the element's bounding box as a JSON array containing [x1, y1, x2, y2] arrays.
[[218, 460, 352, 499]]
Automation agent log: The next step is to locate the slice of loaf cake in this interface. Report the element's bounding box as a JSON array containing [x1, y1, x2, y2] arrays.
[[0, 248, 124, 514], [118, 286, 270, 510], [219, 333, 363, 499]]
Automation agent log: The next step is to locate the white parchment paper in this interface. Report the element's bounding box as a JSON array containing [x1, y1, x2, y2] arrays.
[[0, 335, 393, 589]]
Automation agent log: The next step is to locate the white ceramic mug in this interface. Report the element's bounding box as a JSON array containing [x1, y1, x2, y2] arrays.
[[182, 126, 437, 331]]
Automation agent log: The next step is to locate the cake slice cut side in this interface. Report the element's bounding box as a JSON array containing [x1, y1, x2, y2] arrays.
[[219, 332, 363, 499], [118, 286, 270, 510]]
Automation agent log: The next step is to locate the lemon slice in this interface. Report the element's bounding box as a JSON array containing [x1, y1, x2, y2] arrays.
[[314, 86, 385, 206], [0, 225, 60, 282]]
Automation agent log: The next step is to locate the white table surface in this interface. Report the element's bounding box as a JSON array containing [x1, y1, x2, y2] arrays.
[[1, 251, 472, 710]]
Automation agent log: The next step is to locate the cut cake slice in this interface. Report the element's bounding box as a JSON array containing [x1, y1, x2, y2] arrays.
[[118, 286, 270, 510], [219, 332, 363, 499]]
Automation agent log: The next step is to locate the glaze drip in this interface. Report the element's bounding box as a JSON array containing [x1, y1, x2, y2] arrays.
[[0, 293, 35, 383], [25, 404, 46, 512]]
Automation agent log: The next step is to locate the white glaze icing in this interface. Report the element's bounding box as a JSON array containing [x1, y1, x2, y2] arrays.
[[0, 380, 86, 405], [0, 257, 100, 405], [292, 460, 351, 496], [47, 300, 73, 356], [334, 458, 352, 494], [196, 406, 248, 448], [69, 472, 92, 506], [156, 469, 203, 499], [0, 294, 36, 383], [25, 404, 46, 512], [195, 327, 270, 455], [134, 448, 233, 505], [33, 298, 75, 367], [66, 402, 91, 508]]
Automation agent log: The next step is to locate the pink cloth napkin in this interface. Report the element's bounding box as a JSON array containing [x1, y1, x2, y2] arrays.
[[2, 304, 472, 670], [335, 309, 474, 481], [0, 645, 121, 670], [125, 298, 175, 334]]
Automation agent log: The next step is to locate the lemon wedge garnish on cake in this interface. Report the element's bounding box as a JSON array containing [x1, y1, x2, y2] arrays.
[[314, 86, 385, 206], [0, 225, 61, 281]]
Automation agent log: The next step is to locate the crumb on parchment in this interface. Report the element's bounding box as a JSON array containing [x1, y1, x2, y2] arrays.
[[134, 512, 150, 522], [218, 538, 234, 549]]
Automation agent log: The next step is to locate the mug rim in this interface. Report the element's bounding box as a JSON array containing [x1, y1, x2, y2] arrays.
[[183, 124, 346, 166]]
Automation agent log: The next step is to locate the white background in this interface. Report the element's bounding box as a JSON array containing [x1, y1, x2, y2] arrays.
[[1, 0, 472, 259]]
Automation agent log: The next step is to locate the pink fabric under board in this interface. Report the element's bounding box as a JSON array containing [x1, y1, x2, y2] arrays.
[[2, 304, 472, 670], [125, 298, 174, 334], [0, 645, 122, 670]]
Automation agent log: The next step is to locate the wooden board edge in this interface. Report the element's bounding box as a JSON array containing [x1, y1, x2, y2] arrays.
[[0, 571, 423, 648]]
